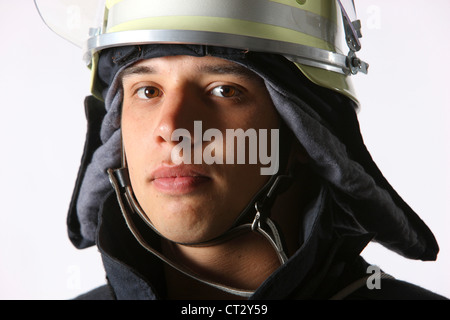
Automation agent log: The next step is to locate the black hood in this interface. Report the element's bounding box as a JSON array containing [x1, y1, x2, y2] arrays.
[[67, 44, 439, 261]]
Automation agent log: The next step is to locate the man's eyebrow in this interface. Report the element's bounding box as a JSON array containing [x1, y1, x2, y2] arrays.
[[119, 62, 261, 81], [198, 64, 261, 81], [120, 65, 157, 79]]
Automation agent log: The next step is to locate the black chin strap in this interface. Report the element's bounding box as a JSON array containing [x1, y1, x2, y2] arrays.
[[107, 124, 294, 297]]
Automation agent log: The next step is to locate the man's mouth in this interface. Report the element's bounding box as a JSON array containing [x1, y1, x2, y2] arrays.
[[150, 165, 211, 194]]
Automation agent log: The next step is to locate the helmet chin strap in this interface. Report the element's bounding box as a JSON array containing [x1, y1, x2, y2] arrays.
[[107, 124, 294, 297]]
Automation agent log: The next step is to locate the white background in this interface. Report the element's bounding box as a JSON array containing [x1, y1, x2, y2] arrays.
[[0, 1, 449, 299]]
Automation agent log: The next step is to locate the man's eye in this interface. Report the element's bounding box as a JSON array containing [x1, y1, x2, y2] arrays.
[[210, 85, 238, 98], [136, 86, 161, 99]]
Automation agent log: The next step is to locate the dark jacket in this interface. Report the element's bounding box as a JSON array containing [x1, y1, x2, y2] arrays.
[[73, 186, 446, 300]]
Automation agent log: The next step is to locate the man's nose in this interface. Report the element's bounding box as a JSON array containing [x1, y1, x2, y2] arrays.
[[152, 85, 202, 146]]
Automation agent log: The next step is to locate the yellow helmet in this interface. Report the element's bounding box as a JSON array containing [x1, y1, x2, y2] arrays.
[[35, 0, 368, 104]]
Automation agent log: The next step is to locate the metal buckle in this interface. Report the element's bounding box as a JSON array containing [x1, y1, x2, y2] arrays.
[[251, 202, 262, 231], [337, 0, 369, 75]]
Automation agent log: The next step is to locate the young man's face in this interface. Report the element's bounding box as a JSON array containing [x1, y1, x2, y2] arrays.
[[121, 55, 279, 244]]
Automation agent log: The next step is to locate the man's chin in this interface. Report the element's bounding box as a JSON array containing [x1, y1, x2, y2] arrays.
[[155, 222, 230, 246]]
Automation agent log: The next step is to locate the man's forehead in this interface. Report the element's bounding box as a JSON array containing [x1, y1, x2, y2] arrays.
[[120, 55, 261, 81]]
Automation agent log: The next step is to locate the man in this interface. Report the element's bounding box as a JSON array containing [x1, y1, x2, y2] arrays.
[[35, 0, 446, 299], [116, 54, 311, 298]]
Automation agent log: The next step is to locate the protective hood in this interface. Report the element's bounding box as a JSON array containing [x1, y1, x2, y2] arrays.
[[67, 44, 439, 261]]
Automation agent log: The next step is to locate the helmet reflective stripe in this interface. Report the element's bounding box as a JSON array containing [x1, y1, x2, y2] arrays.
[[104, 0, 341, 52]]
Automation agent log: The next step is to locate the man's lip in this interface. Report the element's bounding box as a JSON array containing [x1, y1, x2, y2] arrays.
[[150, 165, 211, 194], [150, 165, 210, 181]]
